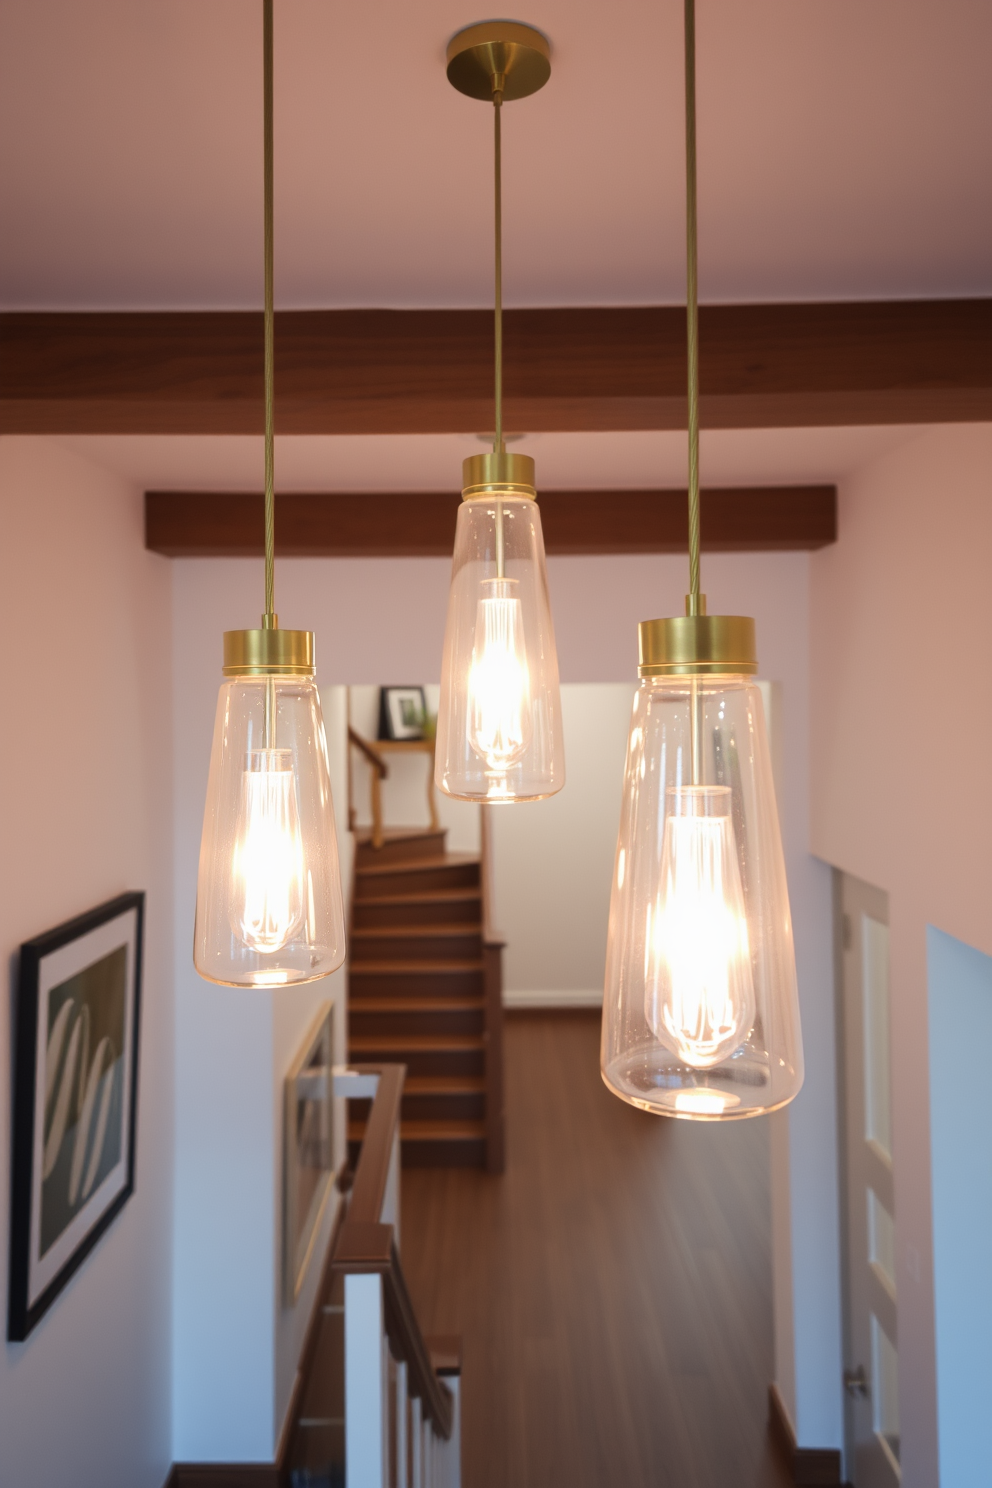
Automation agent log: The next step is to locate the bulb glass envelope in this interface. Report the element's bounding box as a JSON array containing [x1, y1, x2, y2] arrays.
[[195, 673, 346, 986], [436, 481, 564, 803], [602, 675, 803, 1118]]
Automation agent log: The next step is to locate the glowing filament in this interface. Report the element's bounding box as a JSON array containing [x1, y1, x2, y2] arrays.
[[644, 786, 755, 1068], [232, 749, 306, 954], [467, 579, 531, 771]]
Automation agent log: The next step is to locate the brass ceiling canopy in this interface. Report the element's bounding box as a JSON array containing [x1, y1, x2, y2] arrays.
[[223, 620, 315, 677], [461, 450, 537, 501], [446, 21, 551, 101]]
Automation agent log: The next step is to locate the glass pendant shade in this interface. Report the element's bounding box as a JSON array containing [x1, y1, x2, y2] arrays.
[[436, 472, 564, 802], [602, 673, 803, 1119], [194, 668, 346, 987]]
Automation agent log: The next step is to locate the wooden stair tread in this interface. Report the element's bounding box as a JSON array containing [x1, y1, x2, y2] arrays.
[[350, 995, 484, 1012], [348, 1033, 485, 1051], [355, 887, 482, 906], [348, 1118, 486, 1142], [351, 924, 481, 939], [403, 1074, 485, 1094], [354, 828, 443, 845], [355, 852, 480, 878], [351, 958, 485, 974]]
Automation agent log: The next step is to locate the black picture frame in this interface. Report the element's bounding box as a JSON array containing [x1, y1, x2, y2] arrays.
[[7, 891, 144, 1342], [378, 685, 428, 741]]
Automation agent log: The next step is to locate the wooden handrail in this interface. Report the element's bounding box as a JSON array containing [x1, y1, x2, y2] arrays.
[[348, 725, 388, 778], [346, 1063, 404, 1225], [334, 1063, 454, 1439]]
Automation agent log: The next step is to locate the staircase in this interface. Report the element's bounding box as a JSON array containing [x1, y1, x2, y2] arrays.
[[348, 827, 504, 1170]]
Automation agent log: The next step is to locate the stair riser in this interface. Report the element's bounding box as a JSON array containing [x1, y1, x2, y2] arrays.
[[349, 1046, 485, 1078], [349, 1007, 484, 1038], [349, 1092, 487, 1123], [353, 898, 482, 929], [350, 970, 484, 998], [355, 863, 480, 897], [354, 831, 447, 869], [347, 1137, 487, 1170], [351, 934, 483, 962]]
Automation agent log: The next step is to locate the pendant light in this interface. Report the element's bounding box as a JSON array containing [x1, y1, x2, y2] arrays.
[[193, 0, 346, 988], [600, 0, 803, 1119], [435, 23, 565, 804]]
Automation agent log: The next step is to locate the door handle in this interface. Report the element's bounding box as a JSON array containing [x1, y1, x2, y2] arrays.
[[843, 1366, 869, 1400]]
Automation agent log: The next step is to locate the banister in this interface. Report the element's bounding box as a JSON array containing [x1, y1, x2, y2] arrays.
[[346, 1063, 405, 1224], [348, 725, 388, 778], [334, 1062, 454, 1440]]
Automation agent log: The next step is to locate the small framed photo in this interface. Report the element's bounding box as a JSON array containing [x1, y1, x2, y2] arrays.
[[284, 1004, 336, 1303], [8, 892, 144, 1342], [379, 685, 428, 741]]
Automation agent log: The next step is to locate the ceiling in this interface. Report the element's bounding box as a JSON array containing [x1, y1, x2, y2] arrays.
[[52, 426, 919, 493], [1, 0, 990, 312]]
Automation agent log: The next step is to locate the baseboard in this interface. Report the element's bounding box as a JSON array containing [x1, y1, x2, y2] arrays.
[[503, 989, 603, 1009], [166, 1468, 279, 1487], [768, 1383, 847, 1487]]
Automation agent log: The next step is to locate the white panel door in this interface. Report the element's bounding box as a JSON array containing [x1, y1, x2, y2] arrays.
[[838, 872, 900, 1486]]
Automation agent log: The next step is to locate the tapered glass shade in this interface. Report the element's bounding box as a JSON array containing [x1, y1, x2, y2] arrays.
[[602, 675, 803, 1118], [194, 674, 346, 986], [435, 496, 564, 801]]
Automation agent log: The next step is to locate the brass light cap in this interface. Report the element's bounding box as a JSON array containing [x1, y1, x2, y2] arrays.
[[446, 21, 551, 101], [462, 451, 537, 501], [638, 614, 757, 676], [223, 627, 315, 677]]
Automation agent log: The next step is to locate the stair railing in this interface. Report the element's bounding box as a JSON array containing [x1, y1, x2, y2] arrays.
[[333, 1063, 461, 1488], [348, 727, 389, 848]]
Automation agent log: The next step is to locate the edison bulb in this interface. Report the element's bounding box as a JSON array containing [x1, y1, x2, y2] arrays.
[[644, 784, 755, 1069], [467, 578, 532, 772], [231, 748, 306, 953]]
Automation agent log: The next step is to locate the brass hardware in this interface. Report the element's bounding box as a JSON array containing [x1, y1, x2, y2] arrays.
[[638, 613, 757, 677], [445, 21, 551, 102], [843, 1365, 870, 1400], [461, 451, 536, 501], [223, 623, 315, 677]]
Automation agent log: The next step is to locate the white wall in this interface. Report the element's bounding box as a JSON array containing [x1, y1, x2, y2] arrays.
[[0, 438, 174, 1488], [810, 423, 992, 1487], [170, 574, 350, 1463], [492, 682, 633, 1005], [927, 927, 992, 1488]]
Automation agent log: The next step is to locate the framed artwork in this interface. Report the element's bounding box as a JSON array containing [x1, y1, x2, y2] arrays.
[[378, 685, 427, 741], [284, 1003, 336, 1303], [8, 892, 144, 1341]]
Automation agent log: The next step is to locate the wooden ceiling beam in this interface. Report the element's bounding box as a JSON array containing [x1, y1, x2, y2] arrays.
[[2, 300, 990, 435], [144, 486, 837, 558]]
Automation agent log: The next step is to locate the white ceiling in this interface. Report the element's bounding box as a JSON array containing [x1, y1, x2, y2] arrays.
[[52, 426, 920, 492], [1, 0, 990, 311]]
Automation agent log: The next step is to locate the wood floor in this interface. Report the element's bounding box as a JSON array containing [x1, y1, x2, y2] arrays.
[[400, 1010, 792, 1488]]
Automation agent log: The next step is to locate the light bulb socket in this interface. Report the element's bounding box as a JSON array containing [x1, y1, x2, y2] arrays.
[[223, 627, 315, 677], [462, 451, 537, 501], [446, 22, 551, 102], [638, 615, 757, 677]]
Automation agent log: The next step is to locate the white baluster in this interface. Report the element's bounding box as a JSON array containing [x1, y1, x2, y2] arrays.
[[395, 1360, 408, 1487], [410, 1395, 423, 1488], [344, 1272, 388, 1488]]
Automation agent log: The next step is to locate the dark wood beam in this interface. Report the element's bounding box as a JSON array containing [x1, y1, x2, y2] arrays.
[[144, 485, 836, 558], [3, 300, 990, 435]]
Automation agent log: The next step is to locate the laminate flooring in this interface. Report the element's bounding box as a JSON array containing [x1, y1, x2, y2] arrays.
[[401, 1010, 792, 1488]]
